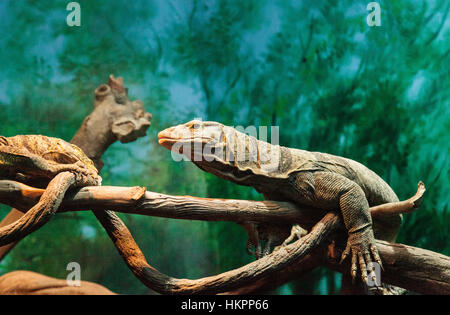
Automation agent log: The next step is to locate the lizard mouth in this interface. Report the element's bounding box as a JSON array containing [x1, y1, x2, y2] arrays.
[[157, 135, 177, 150], [157, 129, 178, 150], [158, 130, 214, 151]]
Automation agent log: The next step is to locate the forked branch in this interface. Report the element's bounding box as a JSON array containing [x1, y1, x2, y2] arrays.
[[1, 180, 447, 295]]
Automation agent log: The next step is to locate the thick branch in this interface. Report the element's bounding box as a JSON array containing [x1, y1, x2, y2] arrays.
[[227, 238, 450, 295], [86, 209, 450, 295], [0, 271, 116, 295], [0, 181, 425, 229], [94, 210, 340, 294], [1, 180, 444, 295]]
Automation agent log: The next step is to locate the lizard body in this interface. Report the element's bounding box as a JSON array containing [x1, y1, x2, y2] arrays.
[[0, 135, 100, 245], [158, 120, 402, 284], [0, 135, 99, 187]]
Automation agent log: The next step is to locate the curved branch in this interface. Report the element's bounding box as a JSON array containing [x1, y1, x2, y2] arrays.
[[92, 207, 450, 295], [0, 172, 76, 247], [94, 210, 339, 294], [0, 180, 442, 295]]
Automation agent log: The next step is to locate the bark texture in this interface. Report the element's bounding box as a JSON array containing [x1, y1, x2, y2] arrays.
[[0, 172, 75, 247], [1, 180, 446, 295], [0, 76, 444, 295], [0, 271, 115, 295], [0, 75, 151, 295]]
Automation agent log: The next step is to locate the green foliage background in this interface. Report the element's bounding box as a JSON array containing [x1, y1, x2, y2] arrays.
[[0, 0, 448, 294]]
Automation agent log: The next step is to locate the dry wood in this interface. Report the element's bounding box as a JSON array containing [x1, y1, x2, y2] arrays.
[[1, 179, 446, 295], [71, 74, 152, 169], [0, 181, 425, 228], [0, 270, 116, 295], [0, 172, 76, 247], [94, 210, 340, 294], [0, 75, 151, 295], [0, 75, 444, 295], [81, 208, 450, 295], [0, 75, 151, 259]]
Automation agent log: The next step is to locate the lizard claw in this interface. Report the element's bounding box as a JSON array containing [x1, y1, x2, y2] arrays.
[[339, 242, 351, 264], [340, 226, 382, 286], [370, 244, 383, 271]]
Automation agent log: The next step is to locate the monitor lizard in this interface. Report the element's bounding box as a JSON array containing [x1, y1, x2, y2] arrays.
[[158, 120, 403, 284]]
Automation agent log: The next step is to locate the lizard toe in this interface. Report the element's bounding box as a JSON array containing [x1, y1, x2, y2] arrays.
[[340, 242, 351, 264], [370, 244, 383, 271], [365, 252, 378, 284], [350, 251, 358, 283], [358, 252, 368, 284]]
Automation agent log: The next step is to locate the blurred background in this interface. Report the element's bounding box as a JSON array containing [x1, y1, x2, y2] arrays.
[[0, 0, 448, 294]]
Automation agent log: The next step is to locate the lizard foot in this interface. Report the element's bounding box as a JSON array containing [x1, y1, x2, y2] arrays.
[[245, 223, 296, 259], [246, 238, 263, 259], [273, 224, 307, 252], [340, 225, 383, 285], [246, 235, 271, 259]]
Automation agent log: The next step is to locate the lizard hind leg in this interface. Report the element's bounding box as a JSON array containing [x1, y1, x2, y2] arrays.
[[273, 224, 308, 252], [240, 222, 298, 259], [239, 222, 261, 258], [0, 172, 76, 246], [257, 223, 295, 257]]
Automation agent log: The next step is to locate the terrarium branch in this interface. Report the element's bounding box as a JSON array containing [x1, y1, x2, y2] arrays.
[[0, 180, 447, 295], [0, 181, 425, 228]]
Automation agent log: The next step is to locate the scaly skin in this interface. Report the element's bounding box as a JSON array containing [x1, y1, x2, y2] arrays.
[[158, 120, 402, 285], [0, 135, 99, 186], [0, 135, 101, 245]]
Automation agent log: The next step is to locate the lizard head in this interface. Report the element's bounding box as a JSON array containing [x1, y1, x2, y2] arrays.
[[158, 120, 228, 163], [158, 120, 284, 186]]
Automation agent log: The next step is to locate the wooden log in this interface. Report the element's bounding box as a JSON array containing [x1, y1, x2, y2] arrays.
[[0, 271, 116, 295], [0, 181, 425, 229], [1, 180, 446, 295]]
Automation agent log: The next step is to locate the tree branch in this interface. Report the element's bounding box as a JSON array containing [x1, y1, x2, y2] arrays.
[[0, 181, 426, 227], [1, 180, 446, 295]]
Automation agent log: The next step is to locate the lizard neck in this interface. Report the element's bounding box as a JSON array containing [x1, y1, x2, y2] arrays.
[[196, 128, 295, 188]]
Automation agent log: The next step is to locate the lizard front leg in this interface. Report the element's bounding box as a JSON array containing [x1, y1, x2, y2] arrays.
[[0, 148, 100, 186], [291, 171, 382, 285]]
